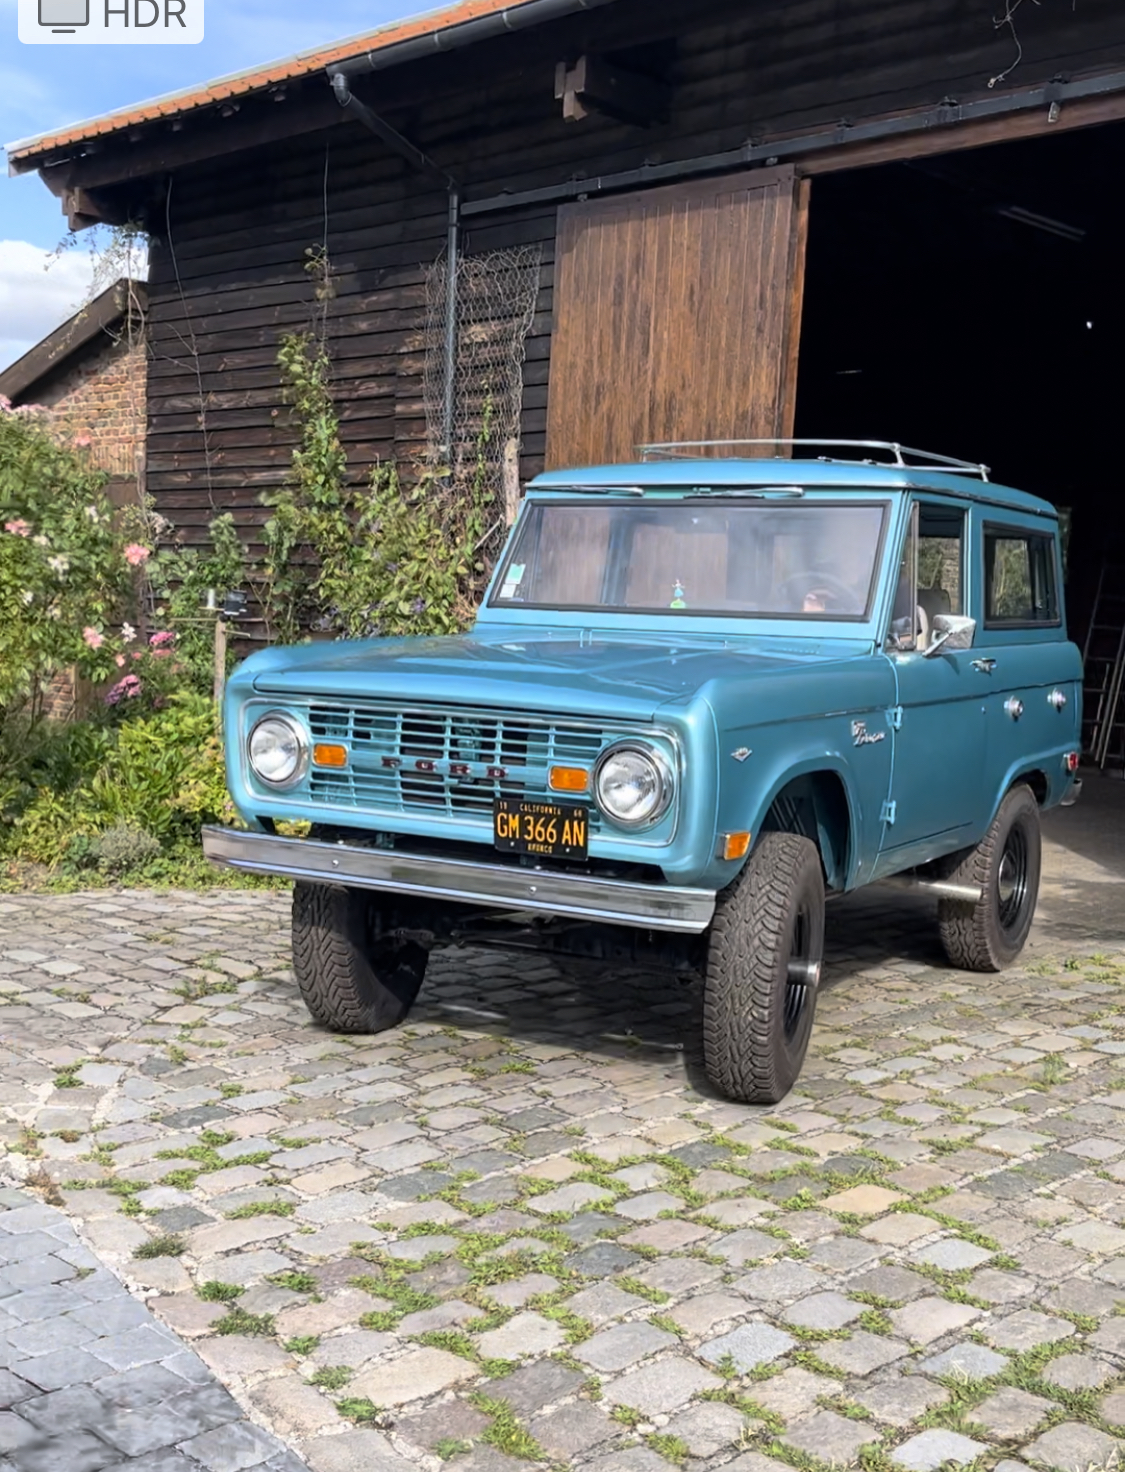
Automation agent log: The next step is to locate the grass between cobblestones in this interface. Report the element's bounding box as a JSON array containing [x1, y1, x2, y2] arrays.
[[4, 889, 1125, 1468]]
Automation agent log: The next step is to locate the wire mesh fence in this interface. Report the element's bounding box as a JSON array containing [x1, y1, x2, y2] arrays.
[[423, 244, 542, 562]]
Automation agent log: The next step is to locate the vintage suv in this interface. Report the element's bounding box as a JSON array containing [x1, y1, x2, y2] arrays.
[[203, 441, 1083, 1104]]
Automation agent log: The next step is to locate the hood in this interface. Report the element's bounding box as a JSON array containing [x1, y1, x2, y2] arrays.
[[244, 630, 856, 722]]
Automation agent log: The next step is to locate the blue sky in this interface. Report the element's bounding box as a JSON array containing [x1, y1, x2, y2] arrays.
[[0, 0, 422, 368]]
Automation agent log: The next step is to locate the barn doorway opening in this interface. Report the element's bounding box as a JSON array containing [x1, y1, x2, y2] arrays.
[[795, 120, 1125, 650]]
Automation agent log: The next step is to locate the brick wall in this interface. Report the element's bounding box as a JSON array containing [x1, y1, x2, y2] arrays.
[[32, 330, 147, 476]]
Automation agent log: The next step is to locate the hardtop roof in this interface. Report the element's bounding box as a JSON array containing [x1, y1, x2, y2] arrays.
[[528, 458, 1057, 518]]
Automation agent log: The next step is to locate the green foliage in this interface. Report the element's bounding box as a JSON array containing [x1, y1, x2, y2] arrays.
[[0, 401, 136, 715], [92, 823, 162, 876], [310, 1366, 351, 1389], [132, 1234, 185, 1260], [196, 1281, 244, 1302], [1, 692, 233, 866], [259, 328, 490, 644], [284, 1335, 319, 1355], [214, 1307, 275, 1336]]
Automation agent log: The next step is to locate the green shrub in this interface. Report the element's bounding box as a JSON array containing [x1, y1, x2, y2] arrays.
[[0, 400, 139, 717], [93, 823, 162, 875], [0, 693, 233, 867]]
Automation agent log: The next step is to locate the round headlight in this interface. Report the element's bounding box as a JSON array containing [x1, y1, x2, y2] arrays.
[[248, 714, 307, 787], [594, 742, 673, 828]]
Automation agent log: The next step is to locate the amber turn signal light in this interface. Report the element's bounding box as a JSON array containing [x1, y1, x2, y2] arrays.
[[549, 765, 589, 793], [313, 743, 348, 768], [720, 831, 752, 861]]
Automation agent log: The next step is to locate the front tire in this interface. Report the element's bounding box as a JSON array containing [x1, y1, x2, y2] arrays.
[[938, 783, 1042, 971], [292, 882, 428, 1033], [703, 833, 825, 1104]]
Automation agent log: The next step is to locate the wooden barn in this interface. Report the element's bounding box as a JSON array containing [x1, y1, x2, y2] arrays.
[[7, 0, 1125, 673]]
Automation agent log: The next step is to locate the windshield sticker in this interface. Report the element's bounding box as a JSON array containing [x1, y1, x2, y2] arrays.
[[498, 564, 526, 600], [670, 580, 687, 609]]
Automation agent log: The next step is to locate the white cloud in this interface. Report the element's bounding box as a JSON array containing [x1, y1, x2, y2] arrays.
[[0, 237, 108, 372]]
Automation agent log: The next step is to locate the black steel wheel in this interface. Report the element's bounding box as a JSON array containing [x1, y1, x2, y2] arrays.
[[702, 832, 825, 1104], [292, 882, 428, 1033], [938, 783, 1042, 971]]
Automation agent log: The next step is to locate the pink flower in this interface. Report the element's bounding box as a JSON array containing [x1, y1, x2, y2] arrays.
[[149, 630, 176, 648], [0, 394, 10, 412], [115, 654, 126, 668], [4, 519, 31, 537], [74, 434, 92, 449], [124, 544, 150, 567], [82, 627, 104, 650], [105, 674, 142, 706]]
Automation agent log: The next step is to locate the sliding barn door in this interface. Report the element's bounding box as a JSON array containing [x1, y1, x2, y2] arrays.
[[545, 167, 809, 468]]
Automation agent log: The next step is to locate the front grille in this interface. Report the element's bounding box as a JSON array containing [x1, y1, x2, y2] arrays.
[[306, 702, 608, 828]]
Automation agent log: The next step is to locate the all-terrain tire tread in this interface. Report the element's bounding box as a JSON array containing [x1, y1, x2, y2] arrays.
[[291, 882, 423, 1033], [703, 833, 823, 1105], [937, 784, 1041, 972]]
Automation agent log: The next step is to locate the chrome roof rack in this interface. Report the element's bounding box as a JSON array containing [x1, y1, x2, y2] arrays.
[[638, 439, 991, 480]]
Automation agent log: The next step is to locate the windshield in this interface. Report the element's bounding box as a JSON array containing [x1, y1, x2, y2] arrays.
[[491, 499, 888, 619]]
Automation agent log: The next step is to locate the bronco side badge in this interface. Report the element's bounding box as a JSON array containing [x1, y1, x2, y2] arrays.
[[731, 747, 752, 762]]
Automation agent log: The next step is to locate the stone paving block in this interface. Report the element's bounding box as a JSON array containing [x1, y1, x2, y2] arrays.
[[350, 1346, 475, 1406], [736, 1261, 823, 1301], [477, 1311, 565, 1360], [485, 1358, 585, 1417], [920, 1342, 1008, 1379], [575, 1320, 676, 1372], [179, 1418, 290, 1470], [783, 1291, 863, 1331], [530, 1400, 618, 1458], [984, 1309, 1075, 1351], [563, 1282, 645, 1325], [1021, 1423, 1122, 1471], [821, 1184, 905, 1214], [605, 1354, 721, 1414], [892, 1428, 989, 1469], [853, 1374, 949, 1427], [974, 1387, 1053, 1439], [698, 1322, 795, 1372], [663, 1400, 745, 1458], [1062, 1220, 1125, 1255], [818, 1331, 910, 1376], [1044, 1352, 1115, 1391], [911, 1239, 994, 1272], [304, 1428, 416, 1471], [783, 1409, 880, 1463], [711, 1229, 782, 1267], [888, 1296, 980, 1344]]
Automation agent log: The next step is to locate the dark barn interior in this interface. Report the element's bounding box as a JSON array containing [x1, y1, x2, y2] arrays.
[[796, 120, 1125, 646]]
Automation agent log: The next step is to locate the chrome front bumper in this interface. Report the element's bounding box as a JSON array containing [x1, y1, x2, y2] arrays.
[[201, 827, 716, 934]]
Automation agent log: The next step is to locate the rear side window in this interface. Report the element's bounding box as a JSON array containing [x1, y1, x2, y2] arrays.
[[984, 525, 1059, 625]]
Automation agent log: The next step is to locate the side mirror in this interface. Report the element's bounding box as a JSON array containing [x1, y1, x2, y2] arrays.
[[924, 613, 976, 658]]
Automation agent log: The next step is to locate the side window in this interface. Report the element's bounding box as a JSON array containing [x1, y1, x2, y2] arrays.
[[888, 503, 965, 651], [984, 526, 1059, 625]]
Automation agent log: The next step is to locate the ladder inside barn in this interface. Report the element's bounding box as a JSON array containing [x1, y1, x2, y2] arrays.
[[1082, 562, 1125, 772]]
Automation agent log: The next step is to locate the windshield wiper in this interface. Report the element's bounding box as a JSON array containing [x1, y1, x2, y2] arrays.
[[533, 484, 645, 496], [683, 485, 805, 500]]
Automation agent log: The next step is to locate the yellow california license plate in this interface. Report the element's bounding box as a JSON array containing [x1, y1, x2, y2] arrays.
[[493, 798, 589, 859]]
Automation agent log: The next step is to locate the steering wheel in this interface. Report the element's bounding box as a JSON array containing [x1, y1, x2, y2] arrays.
[[776, 571, 861, 613]]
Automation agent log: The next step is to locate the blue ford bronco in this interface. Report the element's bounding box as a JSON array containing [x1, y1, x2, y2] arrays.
[[204, 441, 1083, 1103]]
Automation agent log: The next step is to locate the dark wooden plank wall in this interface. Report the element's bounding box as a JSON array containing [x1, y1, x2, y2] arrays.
[[143, 0, 1125, 557]]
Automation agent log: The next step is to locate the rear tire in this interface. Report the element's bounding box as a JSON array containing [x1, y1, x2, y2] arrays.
[[938, 783, 1041, 971], [703, 833, 824, 1104], [292, 882, 427, 1033]]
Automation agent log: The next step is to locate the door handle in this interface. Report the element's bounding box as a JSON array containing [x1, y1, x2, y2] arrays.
[[971, 658, 997, 674]]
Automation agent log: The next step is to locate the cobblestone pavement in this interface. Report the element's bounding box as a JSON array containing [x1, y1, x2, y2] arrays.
[[1, 786, 1125, 1472], [0, 1185, 305, 1471]]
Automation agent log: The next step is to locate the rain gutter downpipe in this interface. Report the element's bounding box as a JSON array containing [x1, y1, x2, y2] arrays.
[[331, 71, 460, 459]]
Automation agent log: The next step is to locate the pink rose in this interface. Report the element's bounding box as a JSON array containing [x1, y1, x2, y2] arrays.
[[82, 627, 104, 650], [74, 434, 92, 449], [115, 654, 126, 668], [4, 519, 31, 537], [105, 674, 142, 706], [124, 544, 150, 567], [149, 630, 176, 648]]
